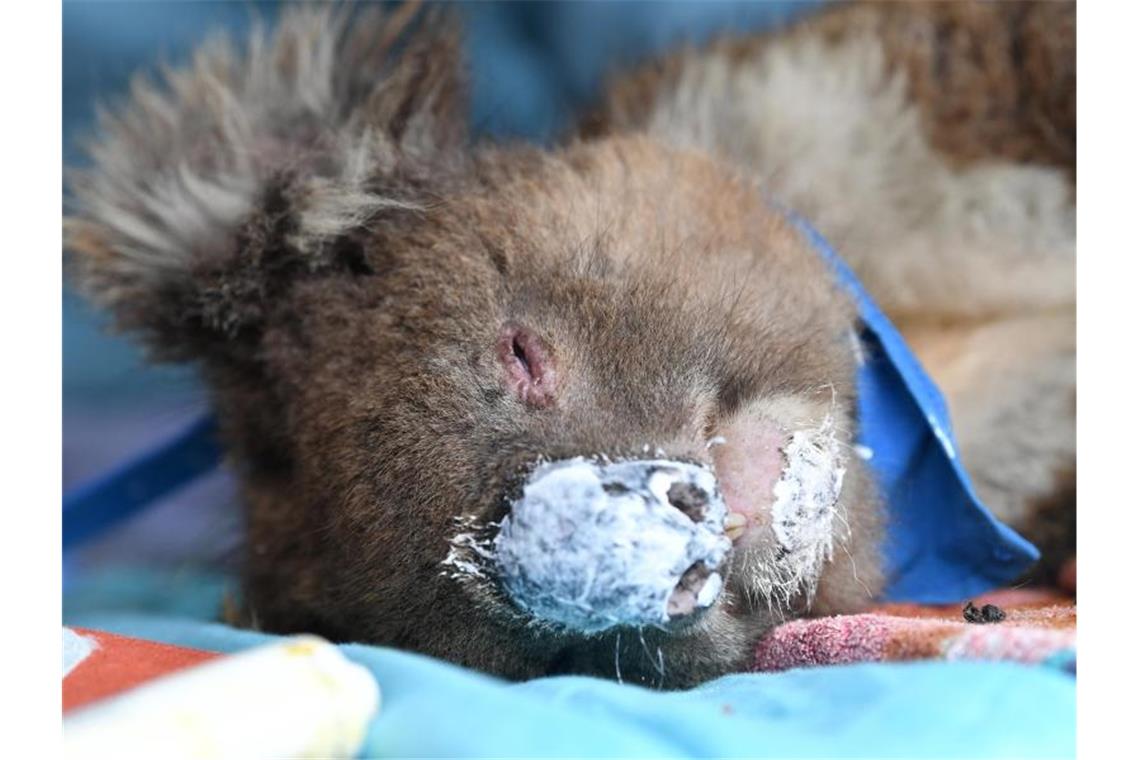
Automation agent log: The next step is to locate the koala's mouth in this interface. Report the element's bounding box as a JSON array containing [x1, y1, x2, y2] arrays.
[[712, 408, 849, 602], [712, 417, 791, 542]]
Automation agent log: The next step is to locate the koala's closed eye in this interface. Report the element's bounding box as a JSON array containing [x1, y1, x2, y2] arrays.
[[498, 325, 556, 408]]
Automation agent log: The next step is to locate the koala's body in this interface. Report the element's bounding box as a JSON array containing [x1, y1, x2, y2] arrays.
[[65, 1, 1074, 688]]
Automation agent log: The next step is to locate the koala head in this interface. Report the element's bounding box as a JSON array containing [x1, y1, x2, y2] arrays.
[[65, 6, 882, 688]]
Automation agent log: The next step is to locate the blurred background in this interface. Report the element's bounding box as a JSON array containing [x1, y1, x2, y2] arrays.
[[63, 0, 825, 576]]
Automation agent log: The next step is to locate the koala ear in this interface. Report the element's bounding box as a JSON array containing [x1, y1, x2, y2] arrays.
[[64, 4, 467, 361]]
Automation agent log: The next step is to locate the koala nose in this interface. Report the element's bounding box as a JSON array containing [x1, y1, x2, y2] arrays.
[[493, 457, 732, 633]]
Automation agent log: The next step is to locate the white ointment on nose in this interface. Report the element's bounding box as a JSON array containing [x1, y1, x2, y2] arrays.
[[493, 458, 731, 633]]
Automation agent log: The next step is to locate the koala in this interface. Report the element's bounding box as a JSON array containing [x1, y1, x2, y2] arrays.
[[64, 1, 1074, 688]]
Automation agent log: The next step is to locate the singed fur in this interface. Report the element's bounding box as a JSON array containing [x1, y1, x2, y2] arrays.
[[64, 1, 1074, 686]]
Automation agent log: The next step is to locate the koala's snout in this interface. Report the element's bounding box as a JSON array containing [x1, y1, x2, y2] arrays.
[[492, 457, 732, 633]]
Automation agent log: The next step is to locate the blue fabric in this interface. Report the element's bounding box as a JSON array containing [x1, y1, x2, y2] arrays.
[[63, 569, 1074, 758], [785, 214, 1039, 600], [62, 415, 221, 550], [65, 597, 1075, 759]]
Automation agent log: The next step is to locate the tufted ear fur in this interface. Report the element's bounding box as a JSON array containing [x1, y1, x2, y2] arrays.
[[64, 3, 467, 362]]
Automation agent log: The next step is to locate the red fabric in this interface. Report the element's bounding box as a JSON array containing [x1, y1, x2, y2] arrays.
[[753, 589, 1076, 673], [63, 628, 220, 713]]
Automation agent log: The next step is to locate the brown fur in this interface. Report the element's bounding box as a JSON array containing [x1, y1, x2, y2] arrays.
[[592, 0, 1076, 577], [64, 1, 1073, 687], [593, 1, 1075, 172]]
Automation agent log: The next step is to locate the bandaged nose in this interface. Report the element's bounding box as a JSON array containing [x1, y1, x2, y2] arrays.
[[493, 457, 731, 632]]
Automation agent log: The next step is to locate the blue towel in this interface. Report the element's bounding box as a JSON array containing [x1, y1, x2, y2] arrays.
[[785, 214, 1038, 601], [65, 591, 1074, 759]]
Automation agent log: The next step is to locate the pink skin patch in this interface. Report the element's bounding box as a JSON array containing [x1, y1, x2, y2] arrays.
[[498, 325, 557, 408], [712, 415, 790, 542]]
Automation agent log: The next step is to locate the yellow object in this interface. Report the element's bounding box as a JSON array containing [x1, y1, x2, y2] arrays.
[[64, 635, 380, 759]]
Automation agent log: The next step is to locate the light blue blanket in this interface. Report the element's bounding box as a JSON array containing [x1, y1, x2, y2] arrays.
[[66, 571, 1074, 759]]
